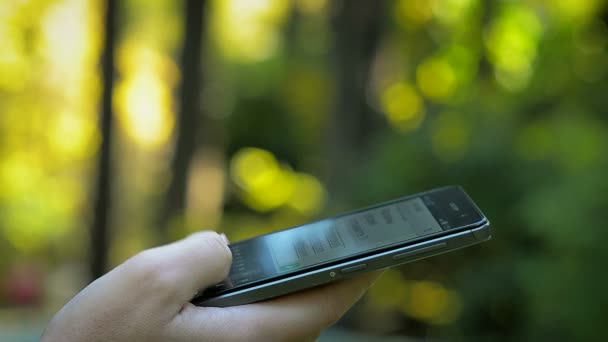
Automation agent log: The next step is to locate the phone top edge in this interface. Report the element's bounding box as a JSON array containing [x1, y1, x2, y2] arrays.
[[228, 185, 483, 246]]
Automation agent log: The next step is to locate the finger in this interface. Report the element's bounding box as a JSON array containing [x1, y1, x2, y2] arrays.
[[121, 231, 232, 305], [237, 271, 384, 339], [169, 271, 383, 341]]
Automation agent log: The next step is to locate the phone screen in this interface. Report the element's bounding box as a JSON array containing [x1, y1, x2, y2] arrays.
[[215, 187, 482, 292]]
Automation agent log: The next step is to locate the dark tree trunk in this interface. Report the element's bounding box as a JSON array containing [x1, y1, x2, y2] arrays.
[[160, 0, 208, 241], [327, 0, 386, 193], [90, 0, 117, 281]]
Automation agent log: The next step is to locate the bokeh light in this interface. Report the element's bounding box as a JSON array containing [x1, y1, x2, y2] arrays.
[[394, 0, 433, 29], [402, 280, 462, 325], [549, 0, 602, 24], [0, 0, 101, 255], [417, 56, 457, 101], [115, 41, 178, 149], [285, 173, 326, 216], [369, 270, 462, 325], [432, 0, 477, 27], [381, 82, 425, 132], [368, 269, 408, 310], [485, 4, 543, 91], [230, 147, 325, 214], [49, 111, 100, 161], [211, 0, 290, 62], [41, 0, 100, 76]]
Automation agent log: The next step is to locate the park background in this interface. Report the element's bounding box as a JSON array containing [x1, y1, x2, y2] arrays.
[[1, 0, 608, 340]]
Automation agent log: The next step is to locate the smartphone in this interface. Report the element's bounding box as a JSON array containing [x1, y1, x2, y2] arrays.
[[192, 185, 491, 307]]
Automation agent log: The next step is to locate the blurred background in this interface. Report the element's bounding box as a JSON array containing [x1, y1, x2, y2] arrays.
[[1, 0, 608, 340]]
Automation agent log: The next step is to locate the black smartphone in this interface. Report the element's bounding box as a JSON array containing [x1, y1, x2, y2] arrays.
[[192, 185, 491, 307]]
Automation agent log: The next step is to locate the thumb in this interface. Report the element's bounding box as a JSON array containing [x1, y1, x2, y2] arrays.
[[124, 231, 232, 304]]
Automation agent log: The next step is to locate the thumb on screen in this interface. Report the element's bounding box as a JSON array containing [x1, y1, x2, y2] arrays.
[[124, 231, 232, 304]]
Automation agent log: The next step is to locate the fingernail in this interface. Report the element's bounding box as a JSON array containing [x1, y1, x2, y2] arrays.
[[219, 233, 229, 244]]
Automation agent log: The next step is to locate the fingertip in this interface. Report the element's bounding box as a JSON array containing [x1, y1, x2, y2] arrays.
[[186, 231, 233, 275], [146, 231, 233, 303]]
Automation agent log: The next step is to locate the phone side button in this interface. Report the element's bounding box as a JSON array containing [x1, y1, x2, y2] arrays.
[[392, 242, 448, 260], [340, 264, 368, 274]]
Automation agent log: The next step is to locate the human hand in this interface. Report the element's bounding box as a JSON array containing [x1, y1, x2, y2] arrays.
[[42, 231, 381, 341]]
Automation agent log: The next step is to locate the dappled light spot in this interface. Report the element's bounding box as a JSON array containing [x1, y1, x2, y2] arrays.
[[2, 177, 80, 253], [485, 5, 543, 91], [41, 0, 101, 74], [368, 269, 408, 310], [115, 70, 175, 148], [417, 57, 457, 102], [231, 147, 282, 191], [395, 0, 433, 29], [230, 147, 326, 214], [0, 0, 102, 257], [549, 0, 602, 24], [50, 111, 100, 161], [286, 173, 326, 216], [0, 23, 29, 91], [230, 147, 296, 211], [211, 0, 289, 62], [381, 82, 425, 132], [402, 280, 463, 325], [0, 155, 43, 201], [431, 0, 477, 26], [115, 43, 177, 149]]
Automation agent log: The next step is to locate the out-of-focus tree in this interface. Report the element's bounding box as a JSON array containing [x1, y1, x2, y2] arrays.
[[160, 0, 208, 242], [90, 0, 117, 280], [109, 0, 182, 264], [327, 0, 387, 195]]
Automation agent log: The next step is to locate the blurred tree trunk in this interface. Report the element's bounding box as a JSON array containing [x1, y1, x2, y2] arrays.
[[160, 0, 208, 241], [90, 0, 117, 280], [328, 0, 386, 194], [284, 2, 302, 57]]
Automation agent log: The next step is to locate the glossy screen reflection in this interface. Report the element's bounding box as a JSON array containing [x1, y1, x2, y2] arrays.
[[223, 198, 443, 289]]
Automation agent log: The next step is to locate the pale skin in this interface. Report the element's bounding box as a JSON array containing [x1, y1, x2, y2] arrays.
[[42, 231, 382, 341]]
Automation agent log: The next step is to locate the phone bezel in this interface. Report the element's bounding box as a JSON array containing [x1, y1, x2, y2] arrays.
[[199, 185, 486, 298]]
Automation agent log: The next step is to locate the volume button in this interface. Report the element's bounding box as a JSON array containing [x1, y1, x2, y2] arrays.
[[340, 264, 368, 274], [392, 242, 447, 260]]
